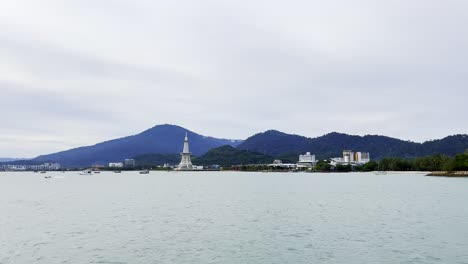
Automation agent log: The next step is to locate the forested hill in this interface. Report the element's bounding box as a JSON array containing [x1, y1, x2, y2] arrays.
[[34, 124, 243, 167], [193, 145, 273, 166], [237, 131, 468, 160]]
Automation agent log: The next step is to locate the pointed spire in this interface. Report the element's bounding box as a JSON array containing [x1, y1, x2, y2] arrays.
[[178, 131, 193, 170], [182, 132, 190, 154]]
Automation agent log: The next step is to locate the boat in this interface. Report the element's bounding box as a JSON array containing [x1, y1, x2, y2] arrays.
[[114, 170, 122, 173], [93, 171, 101, 174], [139, 169, 150, 174], [39, 171, 47, 174], [79, 170, 92, 175], [44, 175, 52, 179]]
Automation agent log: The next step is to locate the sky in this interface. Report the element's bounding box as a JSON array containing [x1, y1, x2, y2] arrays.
[[1, 0, 467, 157]]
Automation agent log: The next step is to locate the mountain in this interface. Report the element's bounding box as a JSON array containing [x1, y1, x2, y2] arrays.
[[193, 145, 273, 166], [237, 131, 468, 160], [31, 124, 468, 167], [34, 124, 243, 167]]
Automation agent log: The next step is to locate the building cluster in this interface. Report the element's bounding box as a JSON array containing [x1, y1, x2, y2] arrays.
[[0, 162, 61, 171], [269, 152, 318, 169], [330, 150, 370, 166], [268, 150, 370, 170], [108, 159, 135, 168]]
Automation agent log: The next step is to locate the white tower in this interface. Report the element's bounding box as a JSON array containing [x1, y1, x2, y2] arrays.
[[177, 132, 193, 170]]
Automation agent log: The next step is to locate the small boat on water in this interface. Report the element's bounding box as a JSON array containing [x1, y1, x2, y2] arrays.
[[39, 171, 47, 174], [139, 169, 150, 174], [93, 171, 101, 174], [114, 170, 122, 173], [44, 175, 52, 179], [79, 170, 92, 175]]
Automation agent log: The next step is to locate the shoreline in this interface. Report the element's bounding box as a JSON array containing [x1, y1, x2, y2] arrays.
[[426, 171, 468, 177]]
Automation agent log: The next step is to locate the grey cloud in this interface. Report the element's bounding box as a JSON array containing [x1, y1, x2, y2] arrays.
[[0, 0, 467, 156]]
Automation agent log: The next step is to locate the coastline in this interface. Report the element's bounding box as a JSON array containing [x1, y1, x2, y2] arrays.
[[426, 171, 468, 177]]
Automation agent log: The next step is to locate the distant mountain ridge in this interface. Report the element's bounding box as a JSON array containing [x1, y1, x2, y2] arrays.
[[237, 131, 468, 160], [25, 124, 468, 167], [34, 124, 243, 167]]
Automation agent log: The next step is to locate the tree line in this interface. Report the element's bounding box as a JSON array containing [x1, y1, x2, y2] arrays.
[[318, 151, 468, 172]]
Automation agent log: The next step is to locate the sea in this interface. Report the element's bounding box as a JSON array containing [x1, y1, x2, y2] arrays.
[[1, 171, 467, 264]]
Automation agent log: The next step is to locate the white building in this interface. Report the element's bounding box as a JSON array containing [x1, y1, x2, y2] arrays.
[[268, 159, 296, 169], [109, 162, 124, 168], [355, 152, 370, 164], [296, 152, 317, 168], [343, 150, 354, 163]]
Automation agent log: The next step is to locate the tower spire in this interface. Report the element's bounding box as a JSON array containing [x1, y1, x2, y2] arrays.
[[177, 132, 193, 170]]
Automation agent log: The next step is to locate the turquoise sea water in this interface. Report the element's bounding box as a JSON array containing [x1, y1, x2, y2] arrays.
[[1, 171, 467, 264]]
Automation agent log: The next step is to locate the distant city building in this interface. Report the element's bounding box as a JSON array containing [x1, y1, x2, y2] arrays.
[[330, 150, 370, 166], [273, 159, 283, 165], [109, 162, 124, 168], [343, 150, 354, 163], [124, 159, 135, 167], [355, 152, 370, 163], [297, 152, 317, 168], [0, 162, 61, 171]]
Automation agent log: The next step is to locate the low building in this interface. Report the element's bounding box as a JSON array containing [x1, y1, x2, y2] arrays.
[[268, 159, 296, 169], [109, 162, 124, 168]]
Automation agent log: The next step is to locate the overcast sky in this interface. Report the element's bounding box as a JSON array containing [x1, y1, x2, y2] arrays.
[[1, 0, 467, 157]]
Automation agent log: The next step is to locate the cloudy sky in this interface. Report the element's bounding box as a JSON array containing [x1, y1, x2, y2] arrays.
[[1, 0, 467, 157]]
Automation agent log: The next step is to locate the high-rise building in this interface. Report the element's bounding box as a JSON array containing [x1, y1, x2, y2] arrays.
[[355, 152, 370, 163], [343, 150, 354, 163]]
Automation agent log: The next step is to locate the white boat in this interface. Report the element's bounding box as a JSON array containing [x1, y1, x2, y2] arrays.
[[79, 170, 92, 175], [139, 169, 150, 174]]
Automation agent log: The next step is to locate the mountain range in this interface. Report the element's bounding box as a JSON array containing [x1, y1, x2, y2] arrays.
[[34, 124, 242, 167], [8, 124, 467, 167], [237, 130, 468, 160]]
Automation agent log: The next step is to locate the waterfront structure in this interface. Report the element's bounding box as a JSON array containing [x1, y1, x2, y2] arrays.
[[297, 152, 317, 168], [176, 132, 194, 170]]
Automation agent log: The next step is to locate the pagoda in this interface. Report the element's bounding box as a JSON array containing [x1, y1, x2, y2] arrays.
[[176, 132, 193, 170]]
